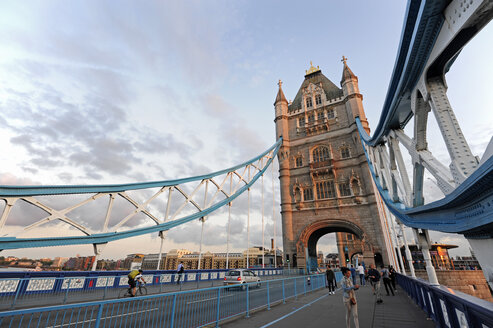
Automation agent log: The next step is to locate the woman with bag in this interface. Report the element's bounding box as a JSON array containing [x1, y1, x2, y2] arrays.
[[341, 267, 360, 328]]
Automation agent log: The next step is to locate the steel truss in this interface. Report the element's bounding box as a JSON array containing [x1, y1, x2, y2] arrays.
[[0, 139, 282, 255], [356, 0, 493, 284]]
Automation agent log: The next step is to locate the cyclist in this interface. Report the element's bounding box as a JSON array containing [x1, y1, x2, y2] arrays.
[[128, 269, 146, 297]]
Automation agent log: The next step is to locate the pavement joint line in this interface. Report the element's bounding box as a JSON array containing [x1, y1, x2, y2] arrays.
[[51, 307, 159, 327], [258, 293, 329, 328]]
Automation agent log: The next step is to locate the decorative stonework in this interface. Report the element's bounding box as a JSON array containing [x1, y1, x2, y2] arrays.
[[275, 63, 391, 269]]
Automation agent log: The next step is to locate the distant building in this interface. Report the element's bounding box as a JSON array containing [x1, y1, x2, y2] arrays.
[[325, 253, 340, 268], [63, 255, 95, 271], [141, 253, 167, 270], [452, 255, 481, 270], [122, 254, 145, 270], [138, 247, 282, 271], [399, 243, 460, 270]]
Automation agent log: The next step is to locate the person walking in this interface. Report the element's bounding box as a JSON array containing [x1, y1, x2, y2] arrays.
[[350, 265, 357, 285], [368, 264, 383, 303], [357, 263, 365, 286], [389, 265, 397, 290], [176, 261, 185, 284], [326, 266, 337, 295], [381, 266, 395, 296], [341, 267, 360, 328]]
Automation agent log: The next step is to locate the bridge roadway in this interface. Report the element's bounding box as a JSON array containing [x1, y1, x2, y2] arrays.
[[0, 275, 292, 311], [0, 275, 309, 327], [223, 283, 434, 328]]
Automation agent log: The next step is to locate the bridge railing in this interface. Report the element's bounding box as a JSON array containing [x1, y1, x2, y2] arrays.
[[0, 268, 286, 310], [0, 273, 325, 328], [397, 273, 493, 327]]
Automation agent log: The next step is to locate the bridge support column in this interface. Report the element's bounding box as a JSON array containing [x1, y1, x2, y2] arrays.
[[466, 238, 493, 290], [157, 231, 166, 270], [400, 223, 415, 277], [415, 229, 438, 285], [92, 243, 107, 271]]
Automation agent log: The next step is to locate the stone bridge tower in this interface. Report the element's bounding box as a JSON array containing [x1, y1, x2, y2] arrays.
[[274, 59, 392, 270]]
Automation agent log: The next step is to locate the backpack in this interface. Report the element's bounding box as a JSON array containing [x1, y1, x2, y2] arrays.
[[128, 270, 139, 279]]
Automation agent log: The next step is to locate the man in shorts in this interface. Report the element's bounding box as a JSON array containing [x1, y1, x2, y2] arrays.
[[128, 269, 145, 297]]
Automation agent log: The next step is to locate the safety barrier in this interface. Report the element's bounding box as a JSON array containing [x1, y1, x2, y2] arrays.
[[397, 273, 493, 327], [0, 274, 325, 328], [0, 268, 285, 310]]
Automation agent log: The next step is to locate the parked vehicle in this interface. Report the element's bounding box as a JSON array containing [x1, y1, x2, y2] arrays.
[[223, 269, 261, 289]]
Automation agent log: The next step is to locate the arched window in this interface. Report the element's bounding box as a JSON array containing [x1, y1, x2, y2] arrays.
[[306, 97, 313, 108], [341, 146, 350, 159], [313, 146, 330, 162], [315, 94, 322, 105]]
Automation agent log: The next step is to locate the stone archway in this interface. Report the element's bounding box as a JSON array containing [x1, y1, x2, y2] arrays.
[[296, 219, 373, 271]]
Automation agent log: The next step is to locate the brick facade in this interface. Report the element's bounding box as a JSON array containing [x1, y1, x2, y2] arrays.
[[274, 61, 391, 270]]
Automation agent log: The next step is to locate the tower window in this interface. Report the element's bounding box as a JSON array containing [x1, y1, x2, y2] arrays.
[[303, 188, 313, 201], [298, 117, 305, 127], [341, 147, 350, 159], [308, 114, 315, 123], [295, 156, 303, 167], [315, 94, 322, 105], [306, 97, 313, 108], [317, 112, 324, 121], [316, 181, 335, 199], [327, 109, 335, 119], [313, 146, 330, 162], [339, 182, 352, 197]]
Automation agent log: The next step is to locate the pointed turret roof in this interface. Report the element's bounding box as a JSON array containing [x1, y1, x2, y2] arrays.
[[288, 63, 343, 112], [274, 80, 288, 105], [341, 56, 357, 83]]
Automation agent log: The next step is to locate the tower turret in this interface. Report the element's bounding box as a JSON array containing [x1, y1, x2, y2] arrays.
[[274, 80, 290, 141], [340, 56, 370, 132]]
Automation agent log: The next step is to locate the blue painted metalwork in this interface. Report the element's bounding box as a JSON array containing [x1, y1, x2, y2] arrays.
[[0, 138, 282, 249], [398, 273, 493, 327], [0, 268, 283, 310], [362, 0, 449, 146], [357, 117, 493, 236], [0, 138, 282, 197]]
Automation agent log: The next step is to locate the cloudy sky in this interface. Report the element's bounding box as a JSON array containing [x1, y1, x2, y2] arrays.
[[0, 1, 492, 261]]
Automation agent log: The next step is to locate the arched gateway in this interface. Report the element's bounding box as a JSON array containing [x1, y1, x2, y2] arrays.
[[274, 60, 392, 271]]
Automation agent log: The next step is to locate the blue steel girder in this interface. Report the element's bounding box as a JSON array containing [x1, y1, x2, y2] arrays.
[[364, 0, 493, 146], [356, 0, 493, 238], [0, 138, 282, 250], [357, 118, 493, 238]]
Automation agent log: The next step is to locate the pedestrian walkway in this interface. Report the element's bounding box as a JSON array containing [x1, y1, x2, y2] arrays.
[[221, 283, 435, 328]]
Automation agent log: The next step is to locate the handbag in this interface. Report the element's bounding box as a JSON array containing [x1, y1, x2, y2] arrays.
[[350, 297, 357, 305]]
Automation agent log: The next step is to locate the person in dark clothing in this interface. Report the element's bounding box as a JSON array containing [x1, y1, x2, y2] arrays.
[[389, 266, 397, 290], [350, 265, 357, 285], [381, 265, 395, 296], [326, 266, 337, 295], [368, 264, 383, 303]]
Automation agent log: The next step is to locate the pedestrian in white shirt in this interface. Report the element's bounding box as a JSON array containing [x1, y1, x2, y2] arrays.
[[357, 264, 365, 286]]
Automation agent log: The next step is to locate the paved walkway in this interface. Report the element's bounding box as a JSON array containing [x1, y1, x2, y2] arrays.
[[221, 283, 435, 328]]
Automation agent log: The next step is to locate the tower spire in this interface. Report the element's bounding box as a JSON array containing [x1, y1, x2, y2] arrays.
[[341, 55, 357, 83], [274, 79, 288, 105]]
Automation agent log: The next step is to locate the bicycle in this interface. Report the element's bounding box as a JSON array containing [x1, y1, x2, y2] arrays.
[[119, 281, 147, 298]]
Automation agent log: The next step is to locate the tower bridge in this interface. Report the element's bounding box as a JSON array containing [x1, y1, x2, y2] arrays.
[[0, 0, 493, 326]]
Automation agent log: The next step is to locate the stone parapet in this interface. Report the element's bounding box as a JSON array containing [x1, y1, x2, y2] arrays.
[[414, 269, 493, 302]]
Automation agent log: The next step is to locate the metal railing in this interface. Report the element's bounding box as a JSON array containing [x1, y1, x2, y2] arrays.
[[0, 268, 286, 311], [397, 273, 493, 327], [0, 274, 325, 328]]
